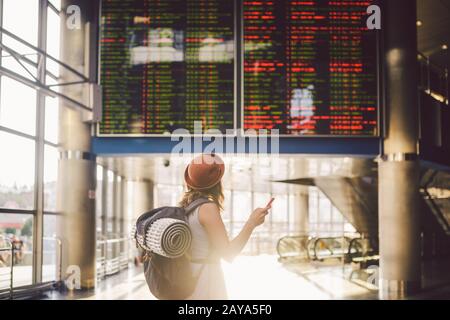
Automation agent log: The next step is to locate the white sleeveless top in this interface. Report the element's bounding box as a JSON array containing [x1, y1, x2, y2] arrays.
[[185, 204, 228, 300], [187, 206, 210, 261]]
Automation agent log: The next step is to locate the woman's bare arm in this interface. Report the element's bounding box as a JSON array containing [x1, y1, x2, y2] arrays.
[[198, 202, 269, 262]]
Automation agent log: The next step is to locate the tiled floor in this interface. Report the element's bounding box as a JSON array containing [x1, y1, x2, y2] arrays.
[[46, 255, 378, 300]]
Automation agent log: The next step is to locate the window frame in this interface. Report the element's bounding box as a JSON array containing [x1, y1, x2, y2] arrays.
[[0, 0, 63, 288]]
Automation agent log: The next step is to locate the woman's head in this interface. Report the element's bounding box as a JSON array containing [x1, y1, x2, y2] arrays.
[[180, 154, 225, 210], [179, 181, 224, 211]]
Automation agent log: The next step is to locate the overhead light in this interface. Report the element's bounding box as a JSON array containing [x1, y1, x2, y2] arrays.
[[442, 44, 448, 50], [416, 20, 423, 27]]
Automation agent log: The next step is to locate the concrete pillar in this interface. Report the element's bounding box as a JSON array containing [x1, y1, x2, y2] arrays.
[[128, 180, 154, 220], [292, 189, 309, 234], [119, 178, 127, 255], [101, 168, 108, 235], [124, 180, 153, 263], [112, 174, 119, 235], [378, 0, 421, 299], [112, 174, 121, 258], [57, 0, 98, 289]]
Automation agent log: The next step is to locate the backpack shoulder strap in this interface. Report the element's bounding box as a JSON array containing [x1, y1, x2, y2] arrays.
[[184, 197, 212, 215]]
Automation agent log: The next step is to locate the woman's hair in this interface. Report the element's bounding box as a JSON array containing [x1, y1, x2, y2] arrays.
[[179, 181, 224, 211]]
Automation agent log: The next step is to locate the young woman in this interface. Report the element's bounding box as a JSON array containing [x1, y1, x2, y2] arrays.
[[179, 153, 271, 300]]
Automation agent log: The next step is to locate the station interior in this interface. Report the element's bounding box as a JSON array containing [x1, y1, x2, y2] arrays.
[[0, 0, 450, 300]]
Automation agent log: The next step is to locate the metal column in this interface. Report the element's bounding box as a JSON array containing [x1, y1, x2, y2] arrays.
[[294, 189, 309, 234], [129, 180, 154, 220], [32, 0, 49, 285], [112, 174, 121, 258], [57, 0, 97, 289], [101, 167, 108, 235], [378, 0, 421, 299]]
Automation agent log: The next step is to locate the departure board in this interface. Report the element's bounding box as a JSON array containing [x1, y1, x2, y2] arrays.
[[99, 0, 235, 135], [243, 0, 379, 136]]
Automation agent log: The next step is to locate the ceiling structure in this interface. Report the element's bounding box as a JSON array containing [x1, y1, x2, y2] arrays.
[[97, 155, 376, 194], [417, 0, 450, 70]]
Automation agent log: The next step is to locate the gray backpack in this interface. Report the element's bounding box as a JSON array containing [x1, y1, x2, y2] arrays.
[[133, 198, 211, 300]]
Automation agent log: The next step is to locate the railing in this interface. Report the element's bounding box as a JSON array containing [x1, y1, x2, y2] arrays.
[[418, 52, 449, 105], [276, 233, 380, 290], [310, 236, 355, 261], [96, 234, 132, 280], [0, 236, 62, 300], [276, 233, 378, 263], [43, 237, 63, 284], [277, 234, 311, 261], [345, 237, 379, 265], [0, 238, 13, 299], [347, 237, 379, 291]]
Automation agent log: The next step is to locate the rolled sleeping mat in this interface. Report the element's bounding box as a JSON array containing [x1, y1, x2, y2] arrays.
[[143, 218, 192, 258]]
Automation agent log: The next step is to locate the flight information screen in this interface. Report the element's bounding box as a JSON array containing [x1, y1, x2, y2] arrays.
[[99, 0, 235, 135], [243, 0, 379, 136]]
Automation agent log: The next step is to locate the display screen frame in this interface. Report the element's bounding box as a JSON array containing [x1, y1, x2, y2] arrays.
[[96, 0, 239, 137], [239, 0, 382, 138], [96, 0, 382, 138]]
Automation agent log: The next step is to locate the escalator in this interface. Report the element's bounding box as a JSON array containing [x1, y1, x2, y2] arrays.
[[277, 234, 378, 265], [276, 162, 450, 291], [276, 161, 450, 244], [420, 168, 450, 235], [314, 176, 378, 237]]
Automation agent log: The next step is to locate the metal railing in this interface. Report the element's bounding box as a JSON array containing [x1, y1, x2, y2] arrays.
[[96, 234, 132, 280], [276, 233, 378, 263], [276, 234, 311, 261], [0, 238, 13, 299], [43, 237, 63, 284], [418, 52, 449, 105], [345, 237, 379, 265], [0, 236, 62, 300], [310, 236, 353, 261]]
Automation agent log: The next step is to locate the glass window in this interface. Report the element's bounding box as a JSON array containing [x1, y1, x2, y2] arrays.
[[1, 47, 39, 81], [2, 0, 39, 47], [0, 213, 33, 288], [49, 0, 61, 11], [308, 188, 318, 224], [2, 0, 39, 80], [154, 184, 183, 207], [288, 194, 296, 232], [318, 193, 331, 222], [46, 7, 61, 78], [332, 207, 343, 223], [44, 96, 59, 144], [271, 194, 287, 223], [0, 77, 37, 136], [0, 131, 35, 210], [125, 180, 134, 236], [44, 145, 58, 212], [221, 189, 232, 224], [232, 191, 251, 222], [43, 215, 61, 282], [253, 192, 270, 209]]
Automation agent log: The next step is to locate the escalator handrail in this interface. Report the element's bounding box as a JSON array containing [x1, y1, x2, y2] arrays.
[[312, 236, 353, 260], [276, 234, 309, 259]]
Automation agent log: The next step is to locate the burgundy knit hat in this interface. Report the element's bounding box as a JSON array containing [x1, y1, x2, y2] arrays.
[[184, 154, 225, 190]]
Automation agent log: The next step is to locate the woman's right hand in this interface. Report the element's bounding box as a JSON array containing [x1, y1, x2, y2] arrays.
[[247, 207, 270, 228]]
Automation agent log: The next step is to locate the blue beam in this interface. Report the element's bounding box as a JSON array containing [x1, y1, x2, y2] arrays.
[[92, 136, 381, 157]]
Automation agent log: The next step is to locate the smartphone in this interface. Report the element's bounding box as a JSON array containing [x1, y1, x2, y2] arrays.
[[266, 198, 275, 208]]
